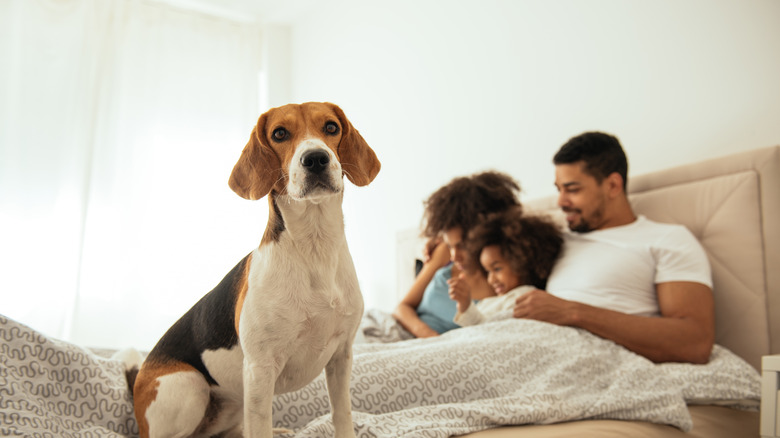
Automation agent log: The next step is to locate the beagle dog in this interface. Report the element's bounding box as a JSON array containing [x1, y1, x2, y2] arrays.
[[132, 102, 380, 438]]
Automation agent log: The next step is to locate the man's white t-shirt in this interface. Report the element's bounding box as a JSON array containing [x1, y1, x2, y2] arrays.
[[545, 215, 712, 317]]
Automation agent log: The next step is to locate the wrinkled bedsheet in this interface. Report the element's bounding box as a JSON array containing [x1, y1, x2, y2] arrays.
[[0, 315, 136, 437], [0, 313, 760, 437]]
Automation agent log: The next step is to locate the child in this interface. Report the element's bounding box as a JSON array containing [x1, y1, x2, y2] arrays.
[[449, 207, 563, 326]]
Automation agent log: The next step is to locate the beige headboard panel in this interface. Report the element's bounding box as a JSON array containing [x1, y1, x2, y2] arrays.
[[526, 145, 780, 370]]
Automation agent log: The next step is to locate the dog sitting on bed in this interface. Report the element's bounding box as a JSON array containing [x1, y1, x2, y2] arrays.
[[131, 102, 380, 438]]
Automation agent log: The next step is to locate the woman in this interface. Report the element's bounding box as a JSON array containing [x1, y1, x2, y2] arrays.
[[392, 171, 522, 337]]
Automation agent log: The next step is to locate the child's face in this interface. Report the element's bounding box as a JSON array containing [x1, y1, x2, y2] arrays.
[[479, 245, 522, 295]]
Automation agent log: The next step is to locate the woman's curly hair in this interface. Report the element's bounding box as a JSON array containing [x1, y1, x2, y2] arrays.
[[467, 207, 563, 289], [421, 171, 521, 239]]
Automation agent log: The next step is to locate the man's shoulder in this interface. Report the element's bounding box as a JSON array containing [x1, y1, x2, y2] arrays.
[[636, 215, 677, 229], [636, 216, 697, 239], [563, 216, 699, 248], [634, 216, 709, 263]]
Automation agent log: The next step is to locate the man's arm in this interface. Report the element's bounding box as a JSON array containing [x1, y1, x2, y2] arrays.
[[513, 281, 715, 363]]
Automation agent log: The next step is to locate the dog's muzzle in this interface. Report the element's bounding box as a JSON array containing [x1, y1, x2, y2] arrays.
[[301, 150, 330, 175], [300, 149, 340, 197]]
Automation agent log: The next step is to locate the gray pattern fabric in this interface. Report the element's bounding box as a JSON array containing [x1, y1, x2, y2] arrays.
[[0, 314, 760, 438], [275, 318, 760, 437], [0, 315, 137, 437], [359, 309, 415, 343]]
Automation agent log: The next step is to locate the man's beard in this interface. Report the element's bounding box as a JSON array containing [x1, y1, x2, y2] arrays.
[[564, 208, 595, 233]]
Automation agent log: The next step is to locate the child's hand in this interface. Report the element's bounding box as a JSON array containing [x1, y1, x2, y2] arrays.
[[448, 274, 472, 312]]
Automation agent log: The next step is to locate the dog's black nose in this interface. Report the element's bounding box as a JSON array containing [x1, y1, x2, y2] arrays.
[[301, 150, 330, 174]]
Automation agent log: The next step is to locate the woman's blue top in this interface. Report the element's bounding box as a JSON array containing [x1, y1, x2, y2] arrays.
[[416, 264, 460, 334]]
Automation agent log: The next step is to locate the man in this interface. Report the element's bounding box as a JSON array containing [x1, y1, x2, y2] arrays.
[[514, 132, 715, 364]]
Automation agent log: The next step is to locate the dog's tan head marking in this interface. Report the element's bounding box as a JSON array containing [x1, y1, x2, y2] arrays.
[[325, 103, 381, 187], [228, 102, 380, 201]]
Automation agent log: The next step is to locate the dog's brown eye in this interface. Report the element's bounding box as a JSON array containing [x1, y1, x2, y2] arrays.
[[324, 121, 339, 135], [272, 128, 288, 142]]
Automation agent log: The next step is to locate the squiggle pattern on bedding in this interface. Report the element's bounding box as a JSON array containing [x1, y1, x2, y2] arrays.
[[0, 314, 760, 438], [0, 315, 137, 437], [275, 316, 760, 437]]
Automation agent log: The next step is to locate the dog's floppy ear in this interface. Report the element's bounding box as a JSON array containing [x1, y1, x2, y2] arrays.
[[327, 103, 381, 186], [228, 113, 282, 200]]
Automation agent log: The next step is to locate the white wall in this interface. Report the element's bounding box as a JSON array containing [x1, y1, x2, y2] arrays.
[[263, 0, 780, 312]]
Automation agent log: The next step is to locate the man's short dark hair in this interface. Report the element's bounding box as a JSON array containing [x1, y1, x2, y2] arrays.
[[553, 132, 628, 190]]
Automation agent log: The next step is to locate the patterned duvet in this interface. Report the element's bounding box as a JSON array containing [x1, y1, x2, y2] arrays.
[[0, 314, 760, 437]]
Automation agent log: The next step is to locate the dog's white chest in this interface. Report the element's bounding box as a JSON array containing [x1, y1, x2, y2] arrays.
[[205, 281, 360, 398], [234, 241, 362, 394], [273, 310, 353, 393]]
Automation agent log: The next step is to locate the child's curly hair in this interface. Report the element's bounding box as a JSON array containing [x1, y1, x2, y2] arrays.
[[421, 171, 521, 239], [467, 207, 563, 289]]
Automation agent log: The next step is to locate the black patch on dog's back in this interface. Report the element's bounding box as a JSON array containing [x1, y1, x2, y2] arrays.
[[144, 255, 250, 385]]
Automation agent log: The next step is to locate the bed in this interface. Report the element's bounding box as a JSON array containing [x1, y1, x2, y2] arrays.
[[394, 144, 780, 438], [1, 145, 777, 437]]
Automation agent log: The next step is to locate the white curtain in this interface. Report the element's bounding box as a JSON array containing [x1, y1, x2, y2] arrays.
[[0, 0, 265, 350]]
